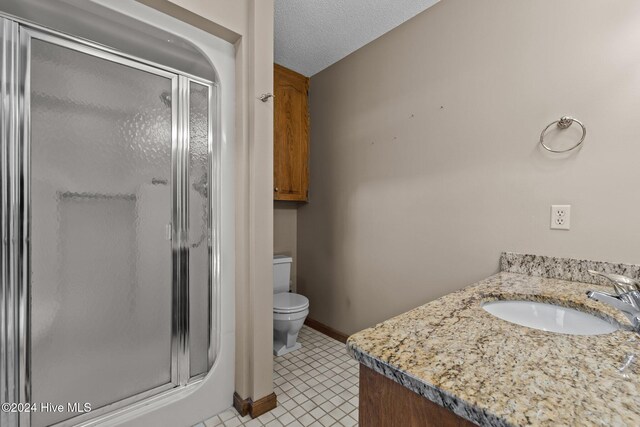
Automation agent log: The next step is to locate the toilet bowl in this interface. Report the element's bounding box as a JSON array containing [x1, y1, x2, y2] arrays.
[[273, 255, 309, 356]]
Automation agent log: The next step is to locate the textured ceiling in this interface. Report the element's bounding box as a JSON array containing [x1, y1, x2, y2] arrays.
[[275, 0, 440, 77]]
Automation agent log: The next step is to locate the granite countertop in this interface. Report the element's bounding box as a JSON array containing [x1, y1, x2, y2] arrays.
[[346, 253, 640, 427]]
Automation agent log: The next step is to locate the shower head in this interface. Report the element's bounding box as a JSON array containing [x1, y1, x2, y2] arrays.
[[159, 91, 172, 108], [193, 174, 208, 198]]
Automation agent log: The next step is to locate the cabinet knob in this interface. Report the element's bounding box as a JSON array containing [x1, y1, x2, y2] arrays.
[[274, 187, 279, 192]]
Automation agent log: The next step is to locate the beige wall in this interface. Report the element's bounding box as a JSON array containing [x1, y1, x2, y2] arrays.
[[298, 0, 640, 335], [140, 0, 275, 401], [274, 202, 298, 290]]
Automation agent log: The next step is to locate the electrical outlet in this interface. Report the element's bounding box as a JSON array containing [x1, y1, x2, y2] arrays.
[[551, 205, 571, 230]]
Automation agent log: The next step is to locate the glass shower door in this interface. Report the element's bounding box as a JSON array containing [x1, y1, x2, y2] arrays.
[[28, 36, 176, 427], [188, 81, 213, 378]]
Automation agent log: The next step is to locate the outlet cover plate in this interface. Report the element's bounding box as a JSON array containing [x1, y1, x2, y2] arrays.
[[551, 205, 571, 230]]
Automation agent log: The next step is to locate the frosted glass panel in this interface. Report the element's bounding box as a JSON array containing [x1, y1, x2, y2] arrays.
[[30, 39, 174, 427], [189, 82, 211, 377]]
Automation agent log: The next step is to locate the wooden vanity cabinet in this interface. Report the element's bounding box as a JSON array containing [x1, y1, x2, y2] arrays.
[[360, 365, 477, 427], [274, 64, 309, 201]]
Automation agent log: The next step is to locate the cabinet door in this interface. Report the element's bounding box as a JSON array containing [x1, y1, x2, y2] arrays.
[[274, 64, 309, 201]]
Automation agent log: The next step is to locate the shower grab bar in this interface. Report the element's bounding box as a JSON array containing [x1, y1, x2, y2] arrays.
[[59, 191, 136, 200]]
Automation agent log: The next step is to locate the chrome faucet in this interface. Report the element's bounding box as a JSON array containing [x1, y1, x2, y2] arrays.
[[586, 270, 640, 331]]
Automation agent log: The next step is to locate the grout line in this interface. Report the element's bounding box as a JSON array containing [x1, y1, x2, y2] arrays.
[[196, 326, 359, 427]]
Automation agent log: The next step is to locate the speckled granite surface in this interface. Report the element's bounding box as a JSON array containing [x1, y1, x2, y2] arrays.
[[501, 252, 640, 287], [347, 257, 640, 426]]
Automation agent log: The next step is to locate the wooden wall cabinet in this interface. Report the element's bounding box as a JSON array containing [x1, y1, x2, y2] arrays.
[[274, 64, 309, 201]]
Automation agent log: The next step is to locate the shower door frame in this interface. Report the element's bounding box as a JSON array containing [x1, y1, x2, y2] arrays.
[[1, 13, 221, 427]]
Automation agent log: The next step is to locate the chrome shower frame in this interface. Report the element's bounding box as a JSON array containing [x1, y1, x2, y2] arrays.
[[1, 17, 21, 427], [0, 12, 221, 427]]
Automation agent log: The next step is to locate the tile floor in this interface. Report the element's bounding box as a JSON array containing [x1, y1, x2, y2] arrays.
[[196, 326, 359, 427]]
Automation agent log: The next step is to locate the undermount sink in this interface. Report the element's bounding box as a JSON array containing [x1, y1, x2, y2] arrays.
[[481, 300, 618, 335]]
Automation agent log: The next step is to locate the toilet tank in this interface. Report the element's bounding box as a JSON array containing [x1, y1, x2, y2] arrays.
[[273, 255, 292, 294]]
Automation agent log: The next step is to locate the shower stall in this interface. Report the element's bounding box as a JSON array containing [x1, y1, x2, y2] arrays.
[[1, 2, 232, 425]]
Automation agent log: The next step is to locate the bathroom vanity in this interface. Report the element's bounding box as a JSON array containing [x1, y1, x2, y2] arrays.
[[347, 253, 640, 426]]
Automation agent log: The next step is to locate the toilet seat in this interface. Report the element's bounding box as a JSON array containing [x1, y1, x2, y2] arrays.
[[273, 292, 309, 314]]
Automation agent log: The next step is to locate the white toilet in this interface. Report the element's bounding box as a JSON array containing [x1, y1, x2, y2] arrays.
[[273, 255, 309, 356]]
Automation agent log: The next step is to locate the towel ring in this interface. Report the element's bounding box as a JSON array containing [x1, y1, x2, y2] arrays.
[[539, 116, 586, 153]]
